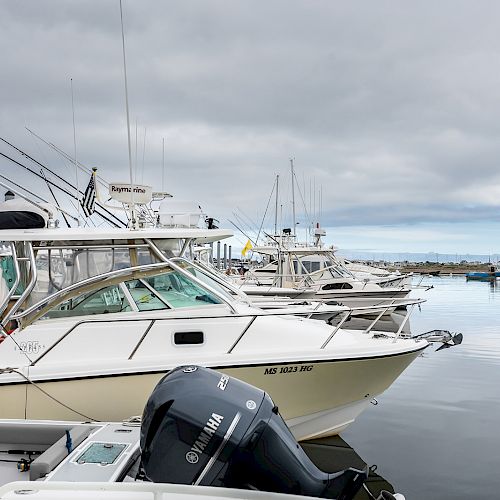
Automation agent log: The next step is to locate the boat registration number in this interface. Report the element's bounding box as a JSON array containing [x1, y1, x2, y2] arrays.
[[264, 364, 313, 375]]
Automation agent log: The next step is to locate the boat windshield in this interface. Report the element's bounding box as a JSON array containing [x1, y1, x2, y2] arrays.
[[181, 264, 237, 301], [42, 267, 224, 319], [42, 284, 133, 318], [133, 271, 223, 308]]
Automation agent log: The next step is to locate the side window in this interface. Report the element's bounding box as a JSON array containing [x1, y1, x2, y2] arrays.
[[43, 285, 131, 319]]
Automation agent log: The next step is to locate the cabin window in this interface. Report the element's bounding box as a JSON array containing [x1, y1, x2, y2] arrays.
[[134, 271, 223, 309], [302, 261, 321, 273], [43, 285, 132, 319], [322, 282, 353, 290], [293, 260, 321, 274]]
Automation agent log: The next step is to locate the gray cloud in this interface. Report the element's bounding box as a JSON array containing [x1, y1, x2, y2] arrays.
[[1, 0, 500, 232]]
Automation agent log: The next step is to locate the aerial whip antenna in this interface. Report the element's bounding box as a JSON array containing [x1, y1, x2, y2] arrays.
[[119, 0, 136, 227], [162, 137, 165, 191], [290, 158, 296, 237], [70, 78, 80, 219]]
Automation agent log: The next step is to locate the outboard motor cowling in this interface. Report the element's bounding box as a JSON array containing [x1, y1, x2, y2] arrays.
[[141, 365, 367, 498]]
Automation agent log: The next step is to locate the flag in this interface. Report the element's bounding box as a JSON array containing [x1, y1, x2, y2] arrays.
[[81, 168, 97, 217], [242, 239, 253, 257]]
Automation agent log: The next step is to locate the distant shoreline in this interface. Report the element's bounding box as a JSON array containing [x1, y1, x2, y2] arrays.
[[388, 262, 493, 275]]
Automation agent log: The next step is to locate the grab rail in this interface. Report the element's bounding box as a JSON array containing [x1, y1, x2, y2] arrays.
[[0, 242, 21, 324], [392, 303, 416, 343], [3, 241, 37, 325], [320, 311, 351, 349]]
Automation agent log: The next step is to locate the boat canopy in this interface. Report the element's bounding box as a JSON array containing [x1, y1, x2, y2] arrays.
[[0, 227, 232, 329], [0, 227, 232, 243]]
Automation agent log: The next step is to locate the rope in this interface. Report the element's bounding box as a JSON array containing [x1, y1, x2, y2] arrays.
[[0, 367, 98, 422]]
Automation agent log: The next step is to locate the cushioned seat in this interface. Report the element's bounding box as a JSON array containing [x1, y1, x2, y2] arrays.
[[30, 426, 94, 480]]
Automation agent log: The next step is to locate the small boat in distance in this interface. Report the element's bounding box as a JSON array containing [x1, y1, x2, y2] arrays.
[[466, 264, 500, 280]]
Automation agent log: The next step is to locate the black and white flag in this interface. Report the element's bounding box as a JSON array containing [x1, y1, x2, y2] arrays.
[[81, 168, 97, 217]]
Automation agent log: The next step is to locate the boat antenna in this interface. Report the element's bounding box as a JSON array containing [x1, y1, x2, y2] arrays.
[[290, 158, 296, 237], [320, 185, 323, 226], [162, 137, 165, 191], [135, 119, 138, 182], [142, 127, 147, 184], [274, 174, 279, 236], [119, 0, 136, 228], [70, 78, 80, 220]]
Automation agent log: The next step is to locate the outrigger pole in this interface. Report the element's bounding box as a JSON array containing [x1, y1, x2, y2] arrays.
[[0, 136, 126, 227], [0, 149, 123, 228]]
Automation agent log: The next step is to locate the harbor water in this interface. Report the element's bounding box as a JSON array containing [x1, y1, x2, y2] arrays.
[[340, 275, 500, 499]]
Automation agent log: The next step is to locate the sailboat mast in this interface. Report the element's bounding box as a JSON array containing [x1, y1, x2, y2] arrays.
[[274, 174, 279, 235], [290, 158, 296, 237]]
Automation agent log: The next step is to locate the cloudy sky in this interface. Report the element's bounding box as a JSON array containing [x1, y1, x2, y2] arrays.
[[1, 0, 500, 254]]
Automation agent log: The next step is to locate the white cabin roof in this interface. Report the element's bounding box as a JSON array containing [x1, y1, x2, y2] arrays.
[[0, 227, 232, 243]]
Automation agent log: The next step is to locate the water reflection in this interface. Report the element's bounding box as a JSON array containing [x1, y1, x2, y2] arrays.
[[302, 435, 399, 499], [341, 275, 500, 500]]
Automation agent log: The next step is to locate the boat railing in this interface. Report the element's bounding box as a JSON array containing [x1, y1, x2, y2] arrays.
[[11, 262, 176, 328], [0, 242, 22, 321], [320, 297, 424, 349], [1, 242, 38, 331], [320, 311, 352, 349]]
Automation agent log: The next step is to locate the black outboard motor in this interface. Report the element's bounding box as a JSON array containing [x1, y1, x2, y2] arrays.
[[141, 365, 367, 499]]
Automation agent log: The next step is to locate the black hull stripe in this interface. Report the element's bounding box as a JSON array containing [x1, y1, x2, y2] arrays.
[[0, 344, 427, 386]]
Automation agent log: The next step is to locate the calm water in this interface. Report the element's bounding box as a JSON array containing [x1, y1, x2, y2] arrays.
[[342, 275, 500, 499]]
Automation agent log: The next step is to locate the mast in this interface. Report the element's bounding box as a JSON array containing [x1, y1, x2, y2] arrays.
[[274, 174, 279, 235], [290, 158, 296, 237]]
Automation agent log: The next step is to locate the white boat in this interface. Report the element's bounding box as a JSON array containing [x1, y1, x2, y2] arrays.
[[342, 259, 413, 288], [0, 223, 428, 441], [236, 243, 415, 313]]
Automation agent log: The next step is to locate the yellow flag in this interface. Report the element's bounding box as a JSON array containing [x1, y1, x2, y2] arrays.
[[242, 239, 253, 257]]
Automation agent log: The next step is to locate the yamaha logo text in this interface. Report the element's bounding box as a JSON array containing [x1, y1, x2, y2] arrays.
[[185, 413, 224, 463]]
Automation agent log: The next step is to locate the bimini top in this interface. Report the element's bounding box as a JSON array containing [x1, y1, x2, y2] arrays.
[[0, 226, 232, 243]]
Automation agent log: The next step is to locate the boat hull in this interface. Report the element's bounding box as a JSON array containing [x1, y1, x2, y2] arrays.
[[0, 347, 425, 441]]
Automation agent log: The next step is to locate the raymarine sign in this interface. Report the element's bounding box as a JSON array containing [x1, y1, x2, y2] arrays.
[[109, 183, 152, 204]]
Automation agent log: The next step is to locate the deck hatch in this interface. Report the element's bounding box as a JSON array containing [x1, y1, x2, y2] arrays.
[[75, 442, 127, 465]]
